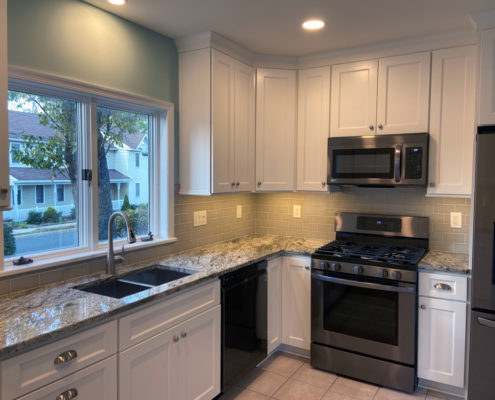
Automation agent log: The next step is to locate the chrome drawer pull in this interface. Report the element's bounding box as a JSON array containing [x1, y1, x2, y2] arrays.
[[56, 388, 78, 400], [433, 283, 452, 291], [54, 350, 77, 365]]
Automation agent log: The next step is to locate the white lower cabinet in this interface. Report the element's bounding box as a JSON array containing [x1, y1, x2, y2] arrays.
[[18, 356, 117, 400], [281, 256, 311, 350], [119, 305, 221, 400], [267, 257, 283, 354], [418, 273, 467, 388]]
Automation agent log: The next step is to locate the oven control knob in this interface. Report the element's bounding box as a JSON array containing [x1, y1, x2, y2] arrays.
[[319, 261, 328, 269], [354, 265, 364, 275], [379, 269, 388, 278], [392, 271, 402, 280], [331, 262, 341, 272]]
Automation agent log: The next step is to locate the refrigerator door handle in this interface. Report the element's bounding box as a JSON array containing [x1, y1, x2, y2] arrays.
[[478, 317, 495, 329]]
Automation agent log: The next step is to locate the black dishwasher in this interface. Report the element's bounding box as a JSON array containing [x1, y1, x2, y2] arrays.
[[221, 261, 267, 390]]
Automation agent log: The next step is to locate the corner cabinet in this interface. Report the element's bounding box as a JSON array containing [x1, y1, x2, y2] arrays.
[[0, 0, 10, 209], [427, 46, 477, 197], [256, 68, 297, 191], [330, 52, 430, 137], [179, 48, 255, 195], [297, 67, 330, 191], [479, 29, 495, 125], [267, 257, 283, 354]]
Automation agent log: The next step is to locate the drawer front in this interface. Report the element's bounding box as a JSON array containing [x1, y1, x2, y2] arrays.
[[419, 272, 468, 301], [119, 280, 220, 351], [1, 320, 117, 400], [17, 355, 117, 400]]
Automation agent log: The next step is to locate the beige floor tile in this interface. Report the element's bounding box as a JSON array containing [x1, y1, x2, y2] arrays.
[[374, 387, 427, 400], [327, 377, 378, 400], [272, 378, 328, 400], [291, 362, 337, 390], [321, 392, 364, 400], [261, 353, 305, 377], [426, 389, 464, 400], [242, 370, 287, 397], [234, 389, 271, 400]]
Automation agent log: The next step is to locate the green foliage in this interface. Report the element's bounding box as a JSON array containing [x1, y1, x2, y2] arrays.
[[121, 195, 131, 212], [26, 211, 43, 225], [3, 223, 16, 257], [42, 207, 61, 224], [11, 221, 28, 229], [114, 204, 149, 238], [69, 207, 76, 220]]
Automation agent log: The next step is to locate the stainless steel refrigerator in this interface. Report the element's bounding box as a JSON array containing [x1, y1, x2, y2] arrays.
[[468, 127, 495, 400]]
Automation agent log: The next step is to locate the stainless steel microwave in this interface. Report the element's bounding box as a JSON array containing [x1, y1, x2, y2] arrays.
[[328, 133, 428, 187]]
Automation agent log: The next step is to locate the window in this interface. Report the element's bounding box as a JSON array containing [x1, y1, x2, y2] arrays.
[[2, 75, 172, 265], [35, 185, 45, 204], [56, 184, 65, 202]]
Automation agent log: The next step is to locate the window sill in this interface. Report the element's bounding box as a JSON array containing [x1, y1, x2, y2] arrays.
[[0, 237, 178, 279]]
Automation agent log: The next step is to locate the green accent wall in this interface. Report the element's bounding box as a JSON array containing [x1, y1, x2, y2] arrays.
[[7, 0, 179, 182]]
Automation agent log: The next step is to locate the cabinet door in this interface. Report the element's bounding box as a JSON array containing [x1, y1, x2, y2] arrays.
[[0, 0, 9, 209], [297, 67, 330, 191], [212, 49, 235, 193], [179, 305, 221, 400], [480, 29, 495, 125], [234, 60, 255, 192], [267, 257, 282, 354], [330, 60, 378, 137], [256, 68, 297, 191], [418, 296, 466, 387], [18, 356, 117, 400], [119, 324, 179, 400], [428, 46, 476, 196], [377, 52, 431, 135], [282, 256, 311, 350]]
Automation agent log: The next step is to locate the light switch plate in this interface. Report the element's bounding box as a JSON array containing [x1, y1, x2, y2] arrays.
[[450, 212, 462, 229], [293, 205, 301, 218], [236, 205, 242, 219], [193, 210, 207, 227]]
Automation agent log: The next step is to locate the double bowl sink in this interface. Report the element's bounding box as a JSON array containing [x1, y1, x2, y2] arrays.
[[74, 265, 197, 299]]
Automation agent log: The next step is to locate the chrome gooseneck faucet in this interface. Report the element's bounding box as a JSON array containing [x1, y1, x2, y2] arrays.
[[107, 211, 137, 275]]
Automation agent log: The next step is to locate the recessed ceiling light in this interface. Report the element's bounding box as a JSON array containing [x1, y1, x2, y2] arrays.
[[302, 19, 325, 31], [108, 0, 126, 5]]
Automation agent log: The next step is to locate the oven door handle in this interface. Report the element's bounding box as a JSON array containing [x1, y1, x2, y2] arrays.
[[311, 273, 415, 293]]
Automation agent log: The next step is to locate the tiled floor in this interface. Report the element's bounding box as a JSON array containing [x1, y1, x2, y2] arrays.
[[219, 352, 463, 400]]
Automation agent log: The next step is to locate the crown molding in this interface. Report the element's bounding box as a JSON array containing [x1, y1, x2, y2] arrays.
[[470, 9, 495, 31]]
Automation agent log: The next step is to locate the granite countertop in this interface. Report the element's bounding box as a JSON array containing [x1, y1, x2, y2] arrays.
[[0, 235, 325, 359], [418, 250, 470, 274]]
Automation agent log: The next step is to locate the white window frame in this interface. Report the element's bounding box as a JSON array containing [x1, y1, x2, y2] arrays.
[[16, 186, 22, 206], [35, 185, 45, 204], [56, 184, 64, 203], [9, 142, 21, 165], [0, 67, 176, 272], [135, 182, 140, 198]]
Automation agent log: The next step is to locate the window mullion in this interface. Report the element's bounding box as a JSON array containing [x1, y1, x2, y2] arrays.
[[85, 99, 99, 251]]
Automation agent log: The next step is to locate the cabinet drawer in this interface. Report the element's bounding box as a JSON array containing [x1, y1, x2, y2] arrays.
[[419, 272, 467, 301], [1, 320, 117, 400], [17, 355, 117, 400], [119, 280, 220, 351]]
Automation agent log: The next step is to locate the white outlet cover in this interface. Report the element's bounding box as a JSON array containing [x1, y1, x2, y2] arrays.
[[293, 205, 301, 218], [236, 205, 242, 219], [193, 210, 207, 227], [450, 212, 462, 229]]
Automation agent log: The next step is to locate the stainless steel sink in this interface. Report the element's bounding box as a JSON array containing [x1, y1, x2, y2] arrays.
[[74, 265, 196, 299], [119, 266, 195, 286]]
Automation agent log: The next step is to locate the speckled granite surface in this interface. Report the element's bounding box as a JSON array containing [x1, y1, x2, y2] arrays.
[[0, 235, 324, 359], [418, 251, 470, 274]]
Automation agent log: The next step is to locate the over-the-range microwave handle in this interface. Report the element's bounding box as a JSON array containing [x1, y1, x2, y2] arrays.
[[394, 144, 402, 183], [311, 272, 415, 293], [478, 317, 495, 329]]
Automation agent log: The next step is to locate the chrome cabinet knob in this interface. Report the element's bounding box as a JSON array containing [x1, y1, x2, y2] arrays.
[[231, 182, 235, 188], [54, 350, 77, 365], [173, 335, 179, 342], [434, 283, 452, 291], [321, 182, 326, 186], [420, 304, 426, 309], [56, 388, 78, 400], [378, 124, 384, 130], [369, 125, 374, 131], [0, 188, 7, 194], [236, 182, 240, 188], [181, 331, 187, 338], [257, 181, 262, 187], [429, 182, 435, 187]]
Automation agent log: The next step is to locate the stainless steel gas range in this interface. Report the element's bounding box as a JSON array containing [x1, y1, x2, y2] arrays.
[[310, 212, 429, 393]]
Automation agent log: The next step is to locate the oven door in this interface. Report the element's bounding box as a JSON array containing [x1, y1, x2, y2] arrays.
[[311, 270, 416, 365]]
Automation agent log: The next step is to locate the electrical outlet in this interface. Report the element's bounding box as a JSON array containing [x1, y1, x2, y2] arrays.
[[193, 210, 207, 227], [236, 205, 242, 219], [450, 212, 462, 229], [293, 205, 301, 218]]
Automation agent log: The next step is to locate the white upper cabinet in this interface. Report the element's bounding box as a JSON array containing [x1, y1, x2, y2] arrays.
[[0, 0, 10, 210], [428, 46, 477, 197], [377, 52, 431, 134], [179, 48, 255, 195], [480, 29, 495, 125], [297, 67, 330, 191], [330, 60, 378, 137], [256, 68, 297, 191]]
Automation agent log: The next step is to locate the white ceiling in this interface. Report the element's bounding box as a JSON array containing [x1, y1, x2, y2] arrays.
[[84, 0, 495, 56]]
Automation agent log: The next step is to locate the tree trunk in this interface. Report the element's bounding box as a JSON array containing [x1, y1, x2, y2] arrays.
[[97, 132, 114, 241]]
